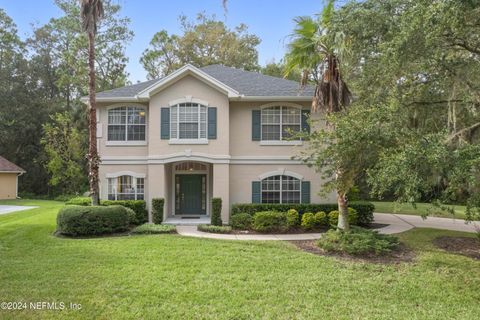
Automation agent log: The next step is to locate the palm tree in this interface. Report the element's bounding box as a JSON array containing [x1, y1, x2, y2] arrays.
[[285, 1, 353, 230], [80, 0, 104, 206]]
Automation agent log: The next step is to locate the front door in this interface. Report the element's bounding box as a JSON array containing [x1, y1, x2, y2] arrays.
[[175, 174, 206, 215]]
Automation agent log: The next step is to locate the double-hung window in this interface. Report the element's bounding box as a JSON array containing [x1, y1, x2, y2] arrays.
[[261, 106, 301, 141], [107, 175, 144, 200], [107, 106, 146, 141], [170, 103, 207, 140], [261, 175, 301, 204]]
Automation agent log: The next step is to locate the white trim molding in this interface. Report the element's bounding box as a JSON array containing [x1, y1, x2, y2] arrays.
[[258, 169, 304, 180], [168, 96, 209, 107], [259, 141, 303, 146], [168, 139, 209, 145], [105, 171, 146, 179], [100, 154, 304, 165]]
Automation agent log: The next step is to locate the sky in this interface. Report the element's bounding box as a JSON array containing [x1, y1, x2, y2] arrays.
[[0, 0, 323, 83]]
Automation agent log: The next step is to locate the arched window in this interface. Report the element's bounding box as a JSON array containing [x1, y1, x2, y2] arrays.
[[107, 175, 144, 200], [261, 106, 301, 141], [170, 103, 207, 139], [108, 106, 146, 141], [261, 175, 301, 203]]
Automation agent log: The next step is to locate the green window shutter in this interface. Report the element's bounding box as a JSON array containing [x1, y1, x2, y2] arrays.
[[252, 110, 261, 141], [208, 107, 217, 139], [252, 181, 261, 203], [301, 110, 311, 134], [160, 108, 170, 139], [301, 181, 311, 204]]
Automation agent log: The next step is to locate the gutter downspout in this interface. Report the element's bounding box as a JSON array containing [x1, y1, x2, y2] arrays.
[[16, 172, 24, 199]]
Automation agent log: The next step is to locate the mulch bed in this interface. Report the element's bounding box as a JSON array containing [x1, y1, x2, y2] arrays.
[[433, 236, 480, 260], [289, 240, 415, 264]]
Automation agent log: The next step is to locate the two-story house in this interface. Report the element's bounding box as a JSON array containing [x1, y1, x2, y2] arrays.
[[89, 64, 335, 223]]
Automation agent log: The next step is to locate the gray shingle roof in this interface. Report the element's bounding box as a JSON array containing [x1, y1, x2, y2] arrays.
[[96, 64, 314, 99]]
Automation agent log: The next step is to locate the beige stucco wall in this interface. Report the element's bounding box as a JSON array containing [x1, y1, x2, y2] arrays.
[[0, 173, 18, 199], [148, 75, 230, 156]]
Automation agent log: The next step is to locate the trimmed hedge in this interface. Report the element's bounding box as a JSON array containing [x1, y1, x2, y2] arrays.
[[197, 224, 232, 234], [57, 205, 130, 236], [231, 201, 374, 226], [211, 198, 223, 226], [152, 198, 165, 224], [131, 223, 176, 234], [102, 200, 147, 225], [252, 211, 287, 233], [66, 197, 147, 225]]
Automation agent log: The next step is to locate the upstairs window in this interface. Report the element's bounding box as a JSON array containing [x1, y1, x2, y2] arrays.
[[107, 175, 144, 200], [261, 175, 301, 204], [261, 106, 301, 141], [170, 103, 207, 139], [108, 106, 146, 141]]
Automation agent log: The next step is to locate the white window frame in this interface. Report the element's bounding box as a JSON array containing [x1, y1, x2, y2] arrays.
[[259, 103, 303, 146], [106, 172, 146, 201], [169, 102, 208, 144], [106, 104, 147, 146], [260, 174, 302, 204]]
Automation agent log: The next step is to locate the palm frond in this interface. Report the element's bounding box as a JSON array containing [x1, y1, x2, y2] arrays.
[[80, 0, 104, 34]]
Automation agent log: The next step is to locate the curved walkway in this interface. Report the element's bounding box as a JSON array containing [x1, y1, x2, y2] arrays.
[[176, 213, 480, 240]]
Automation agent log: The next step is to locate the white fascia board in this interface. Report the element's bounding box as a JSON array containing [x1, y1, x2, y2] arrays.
[[136, 64, 240, 99], [230, 96, 313, 102], [81, 96, 148, 104]]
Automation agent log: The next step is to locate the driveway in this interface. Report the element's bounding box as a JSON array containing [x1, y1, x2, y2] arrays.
[[0, 205, 37, 215]]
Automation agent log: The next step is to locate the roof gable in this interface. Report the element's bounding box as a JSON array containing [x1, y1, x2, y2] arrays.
[[137, 64, 240, 99], [0, 156, 25, 173]]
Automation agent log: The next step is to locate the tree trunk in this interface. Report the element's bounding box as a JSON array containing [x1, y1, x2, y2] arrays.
[[337, 191, 350, 231], [87, 32, 100, 206]]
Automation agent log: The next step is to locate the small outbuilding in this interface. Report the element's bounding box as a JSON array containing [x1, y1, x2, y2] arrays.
[[0, 156, 25, 200]]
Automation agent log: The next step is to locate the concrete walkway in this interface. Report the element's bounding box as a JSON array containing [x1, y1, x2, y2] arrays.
[[176, 213, 479, 240], [0, 205, 37, 216]]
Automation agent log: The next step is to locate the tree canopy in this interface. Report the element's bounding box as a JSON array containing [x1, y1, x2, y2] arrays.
[[140, 14, 261, 79]]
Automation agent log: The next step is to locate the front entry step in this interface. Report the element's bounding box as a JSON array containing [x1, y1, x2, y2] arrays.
[[163, 216, 211, 225]]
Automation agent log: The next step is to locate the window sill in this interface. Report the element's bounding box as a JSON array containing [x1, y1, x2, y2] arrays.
[[168, 139, 209, 145], [259, 140, 303, 146], [106, 141, 147, 146]]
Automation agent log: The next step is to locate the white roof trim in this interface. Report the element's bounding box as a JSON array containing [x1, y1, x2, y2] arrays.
[[137, 64, 240, 99], [231, 96, 313, 102]]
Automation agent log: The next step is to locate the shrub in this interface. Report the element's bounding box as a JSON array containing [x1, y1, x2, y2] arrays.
[[65, 198, 148, 225], [314, 211, 328, 227], [231, 202, 375, 226], [252, 211, 287, 233], [101, 200, 147, 225], [66, 197, 91, 206], [286, 209, 300, 228], [211, 198, 223, 226], [197, 224, 232, 234], [56, 205, 130, 236], [230, 213, 252, 230], [54, 194, 80, 202], [301, 212, 316, 230], [131, 223, 176, 234], [124, 207, 137, 225], [152, 198, 165, 224], [317, 227, 399, 256], [328, 208, 358, 227]]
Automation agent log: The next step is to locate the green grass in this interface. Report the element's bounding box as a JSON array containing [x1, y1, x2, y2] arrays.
[[372, 201, 468, 219], [0, 200, 479, 319]]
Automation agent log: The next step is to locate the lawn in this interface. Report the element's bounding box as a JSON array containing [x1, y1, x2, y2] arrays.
[[0, 200, 479, 319], [372, 201, 469, 219]]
